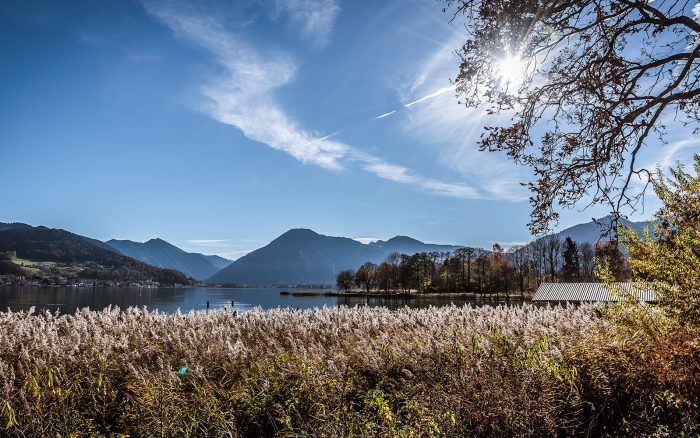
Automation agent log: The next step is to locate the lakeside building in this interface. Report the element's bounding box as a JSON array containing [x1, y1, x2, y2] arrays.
[[532, 282, 655, 303]]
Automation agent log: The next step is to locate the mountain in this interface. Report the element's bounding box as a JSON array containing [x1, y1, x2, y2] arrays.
[[204, 255, 232, 271], [105, 238, 230, 280], [0, 223, 190, 284], [369, 236, 460, 255], [208, 229, 462, 286], [552, 216, 653, 244], [514, 215, 655, 257]]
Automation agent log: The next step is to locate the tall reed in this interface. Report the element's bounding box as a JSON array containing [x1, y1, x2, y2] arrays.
[[0, 304, 696, 436]]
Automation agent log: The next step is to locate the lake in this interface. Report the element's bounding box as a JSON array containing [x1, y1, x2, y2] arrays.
[[0, 286, 526, 314]]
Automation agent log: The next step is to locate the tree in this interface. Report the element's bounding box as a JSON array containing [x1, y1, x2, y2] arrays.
[[561, 237, 581, 282], [399, 254, 417, 292], [456, 247, 477, 291], [508, 245, 529, 297], [354, 262, 378, 294], [336, 269, 354, 292], [580, 242, 595, 281], [620, 155, 700, 325], [443, 0, 700, 234], [595, 240, 627, 281], [544, 236, 561, 282], [376, 262, 393, 293], [490, 243, 506, 297], [385, 252, 402, 291]]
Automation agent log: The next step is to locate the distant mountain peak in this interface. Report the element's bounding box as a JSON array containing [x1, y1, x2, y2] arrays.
[[281, 228, 319, 236], [145, 237, 172, 247], [209, 229, 463, 285], [386, 235, 423, 244]]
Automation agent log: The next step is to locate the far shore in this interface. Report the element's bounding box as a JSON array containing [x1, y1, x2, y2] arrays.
[[281, 290, 534, 300]]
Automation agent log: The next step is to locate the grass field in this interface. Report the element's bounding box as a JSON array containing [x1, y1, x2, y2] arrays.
[[0, 303, 698, 436]]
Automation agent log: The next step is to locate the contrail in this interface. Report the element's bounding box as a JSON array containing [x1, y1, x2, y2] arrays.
[[371, 84, 456, 121], [318, 130, 342, 141], [403, 84, 455, 108], [374, 110, 396, 120], [317, 84, 457, 141]]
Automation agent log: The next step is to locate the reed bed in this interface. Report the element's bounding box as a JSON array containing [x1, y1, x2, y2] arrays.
[[0, 304, 697, 436]]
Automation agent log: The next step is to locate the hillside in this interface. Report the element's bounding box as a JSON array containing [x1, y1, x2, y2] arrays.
[[208, 229, 462, 285], [552, 216, 653, 244], [106, 238, 230, 280], [0, 223, 191, 285]]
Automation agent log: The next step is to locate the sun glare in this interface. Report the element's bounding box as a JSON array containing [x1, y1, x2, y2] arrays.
[[496, 54, 525, 87]]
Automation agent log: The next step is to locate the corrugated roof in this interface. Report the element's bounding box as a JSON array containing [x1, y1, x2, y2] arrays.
[[532, 282, 655, 302]]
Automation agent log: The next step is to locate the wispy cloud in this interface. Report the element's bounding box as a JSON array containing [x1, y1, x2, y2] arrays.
[[655, 138, 700, 170], [357, 153, 481, 198], [273, 0, 341, 47], [143, 1, 484, 200]]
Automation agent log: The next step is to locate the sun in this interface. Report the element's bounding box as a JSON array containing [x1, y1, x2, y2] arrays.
[[496, 54, 525, 88]]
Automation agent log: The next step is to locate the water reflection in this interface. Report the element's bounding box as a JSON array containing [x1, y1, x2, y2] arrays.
[[338, 294, 525, 310], [0, 286, 527, 314]]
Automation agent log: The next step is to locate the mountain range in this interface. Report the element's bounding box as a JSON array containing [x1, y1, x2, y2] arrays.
[[208, 229, 462, 285], [548, 216, 653, 245], [1, 215, 655, 286], [0, 223, 190, 284], [105, 238, 230, 280]]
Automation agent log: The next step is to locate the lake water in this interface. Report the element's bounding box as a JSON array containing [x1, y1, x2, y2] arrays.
[[0, 286, 526, 314]]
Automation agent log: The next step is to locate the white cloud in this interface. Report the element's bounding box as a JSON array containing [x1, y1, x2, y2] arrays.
[[353, 237, 380, 244], [143, 1, 485, 200], [357, 153, 481, 198], [273, 0, 341, 47]]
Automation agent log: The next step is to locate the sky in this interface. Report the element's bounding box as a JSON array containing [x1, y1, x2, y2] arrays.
[[1, 0, 697, 259]]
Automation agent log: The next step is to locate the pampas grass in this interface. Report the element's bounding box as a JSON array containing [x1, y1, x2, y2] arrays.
[[0, 304, 697, 436]]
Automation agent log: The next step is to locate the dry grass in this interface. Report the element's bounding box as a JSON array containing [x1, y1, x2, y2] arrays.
[[0, 304, 697, 436]]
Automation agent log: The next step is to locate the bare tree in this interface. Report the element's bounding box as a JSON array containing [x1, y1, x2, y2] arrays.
[[444, 0, 700, 234], [457, 247, 477, 291], [354, 262, 378, 294], [508, 245, 529, 297], [385, 252, 402, 291]]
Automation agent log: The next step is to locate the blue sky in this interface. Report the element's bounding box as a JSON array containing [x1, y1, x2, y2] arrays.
[[1, 0, 697, 259]]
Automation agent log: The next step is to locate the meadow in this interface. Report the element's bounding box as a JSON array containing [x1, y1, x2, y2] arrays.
[[0, 303, 698, 436]]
